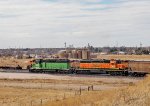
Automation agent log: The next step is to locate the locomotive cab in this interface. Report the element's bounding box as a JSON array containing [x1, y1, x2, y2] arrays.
[[30, 59, 42, 70], [110, 59, 117, 69]]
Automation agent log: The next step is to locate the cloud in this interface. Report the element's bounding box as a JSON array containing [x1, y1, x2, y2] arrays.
[[0, 0, 150, 48]]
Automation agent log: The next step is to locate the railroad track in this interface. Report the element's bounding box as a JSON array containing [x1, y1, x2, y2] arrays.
[[0, 69, 29, 73], [0, 69, 146, 79]]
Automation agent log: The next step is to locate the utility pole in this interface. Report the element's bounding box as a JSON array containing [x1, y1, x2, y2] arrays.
[[64, 42, 67, 49], [140, 42, 143, 54], [140, 42, 142, 48]]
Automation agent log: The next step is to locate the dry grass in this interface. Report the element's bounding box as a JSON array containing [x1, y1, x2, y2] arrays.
[[0, 73, 142, 106], [0, 57, 30, 69], [0, 78, 136, 86], [97, 54, 150, 60], [0, 87, 76, 106], [44, 75, 150, 106]]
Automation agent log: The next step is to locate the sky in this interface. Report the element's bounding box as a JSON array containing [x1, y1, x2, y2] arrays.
[[0, 0, 150, 48]]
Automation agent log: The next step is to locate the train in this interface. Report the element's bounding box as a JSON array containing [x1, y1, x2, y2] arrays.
[[29, 59, 148, 77]]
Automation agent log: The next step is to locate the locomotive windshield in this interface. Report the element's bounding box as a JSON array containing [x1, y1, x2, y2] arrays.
[[35, 59, 42, 64]]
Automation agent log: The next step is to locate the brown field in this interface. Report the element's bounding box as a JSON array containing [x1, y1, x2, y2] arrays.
[[97, 54, 150, 60], [44, 75, 150, 106], [0, 87, 75, 106], [0, 57, 31, 69], [0, 72, 144, 106]]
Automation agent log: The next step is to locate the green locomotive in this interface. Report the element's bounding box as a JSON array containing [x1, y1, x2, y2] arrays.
[[29, 59, 70, 73]]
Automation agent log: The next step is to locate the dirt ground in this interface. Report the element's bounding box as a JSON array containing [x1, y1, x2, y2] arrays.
[[0, 72, 143, 106]]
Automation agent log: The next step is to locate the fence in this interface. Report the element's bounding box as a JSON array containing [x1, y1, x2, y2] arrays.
[[0, 84, 94, 106]]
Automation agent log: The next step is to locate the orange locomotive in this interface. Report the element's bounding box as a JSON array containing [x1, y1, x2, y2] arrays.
[[79, 59, 128, 70], [74, 59, 129, 75]]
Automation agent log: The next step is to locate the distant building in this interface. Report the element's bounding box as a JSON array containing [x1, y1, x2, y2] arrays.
[[57, 49, 91, 59], [99, 52, 108, 55], [118, 51, 126, 55]]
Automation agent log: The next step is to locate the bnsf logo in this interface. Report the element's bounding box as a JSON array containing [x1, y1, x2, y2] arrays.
[[92, 64, 99, 67]]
